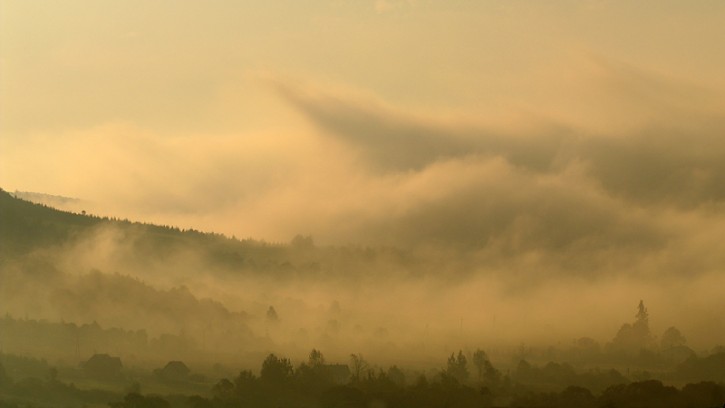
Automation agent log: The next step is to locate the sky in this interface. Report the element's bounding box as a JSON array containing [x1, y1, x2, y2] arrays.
[[1, 1, 724, 258], [2, 0, 725, 351]]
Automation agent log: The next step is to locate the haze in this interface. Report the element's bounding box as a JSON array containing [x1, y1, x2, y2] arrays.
[[2, 0, 725, 373]]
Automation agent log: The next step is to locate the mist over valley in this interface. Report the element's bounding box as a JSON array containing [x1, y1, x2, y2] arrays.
[[2, 1, 725, 406]]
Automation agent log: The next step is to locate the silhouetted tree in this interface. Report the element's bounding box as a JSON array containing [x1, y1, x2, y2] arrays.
[[266, 306, 279, 323], [414, 374, 429, 389], [472, 348, 500, 387], [631, 300, 653, 345], [387, 365, 406, 387], [308, 348, 325, 367], [290, 234, 314, 249], [296, 349, 333, 392], [446, 351, 469, 383], [515, 359, 536, 383], [234, 369, 257, 394], [472, 349, 488, 380], [661, 326, 687, 349], [260, 353, 293, 386], [609, 300, 655, 354], [212, 378, 234, 400], [350, 354, 369, 383], [636, 300, 649, 324]]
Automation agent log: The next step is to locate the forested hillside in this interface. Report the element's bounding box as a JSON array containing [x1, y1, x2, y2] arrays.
[[1, 188, 279, 268], [0, 188, 419, 281], [2, 188, 725, 407], [0, 189, 425, 366]]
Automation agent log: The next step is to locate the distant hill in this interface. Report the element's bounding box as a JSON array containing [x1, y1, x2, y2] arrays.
[[0, 187, 418, 279], [0, 187, 426, 365], [0, 273, 257, 362], [0, 188, 100, 257], [0, 187, 279, 268], [0, 189, 263, 359]]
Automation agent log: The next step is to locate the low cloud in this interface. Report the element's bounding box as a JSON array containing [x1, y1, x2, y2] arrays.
[[262, 63, 725, 282], [4, 59, 725, 281]]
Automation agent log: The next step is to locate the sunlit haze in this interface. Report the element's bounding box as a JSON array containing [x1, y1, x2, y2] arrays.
[[1, 2, 725, 406]]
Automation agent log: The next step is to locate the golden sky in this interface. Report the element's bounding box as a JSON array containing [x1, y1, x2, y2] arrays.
[[2, 0, 725, 349], [1, 0, 724, 247]]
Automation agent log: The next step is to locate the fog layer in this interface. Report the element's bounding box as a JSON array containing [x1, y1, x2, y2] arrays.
[[1, 1, 724, 370]]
